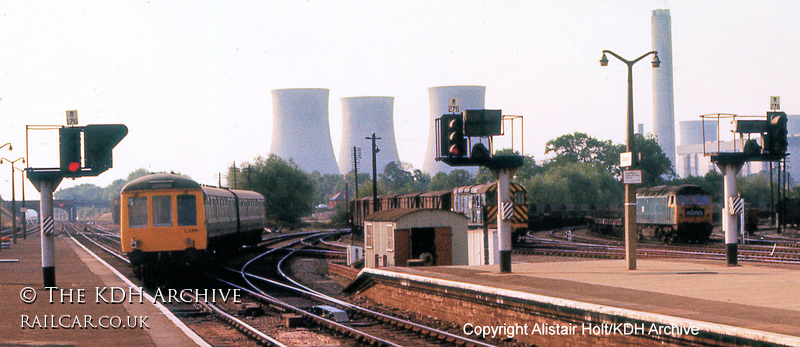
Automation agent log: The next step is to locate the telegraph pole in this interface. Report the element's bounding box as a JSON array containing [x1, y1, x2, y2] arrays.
[[352, 146, 361, 199], [366, 133, 381, 212]]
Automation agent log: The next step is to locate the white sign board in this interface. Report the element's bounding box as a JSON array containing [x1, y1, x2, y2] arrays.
[[448, 98, 460, 114], [771, 96, 780, 110], [66, 110, 78, 125], [620, 152, 633, 167], [623, 170, 643, 184]]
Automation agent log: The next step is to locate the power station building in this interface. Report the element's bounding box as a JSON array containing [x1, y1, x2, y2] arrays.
[[422, 85, 486, 174], [652, 9, 677, 167], [338, 97, 400, 175], [676, 120, 718, 178], [269, 88, 340, 175]]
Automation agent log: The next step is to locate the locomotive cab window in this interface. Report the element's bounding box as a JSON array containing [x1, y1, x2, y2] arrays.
[[177, 195, 197, 226], [153, 195, 172, 227], [676, 195, 694, 205], [128, 196, 148, 229], [695, 195, 711, 205], [514, 192, 526, 206]]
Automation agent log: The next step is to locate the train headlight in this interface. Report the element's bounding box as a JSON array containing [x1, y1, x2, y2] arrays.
[[130, 239, 141, 249], [185, 238, 194, 247]]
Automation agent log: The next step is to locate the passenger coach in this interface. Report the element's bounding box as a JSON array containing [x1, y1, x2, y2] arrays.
[[120, 173, 265, 271]]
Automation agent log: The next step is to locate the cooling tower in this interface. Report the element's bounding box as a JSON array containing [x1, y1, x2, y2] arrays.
[[788, 115, 800, 136], [269, 88, 339, 175], [652, 9, 676, 166], [338, 97, 400, 175], [422, 86, 486, 174], [679, 120, 717, 145]]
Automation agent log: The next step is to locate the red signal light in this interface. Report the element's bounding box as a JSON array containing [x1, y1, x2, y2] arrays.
[[68, 162, 80, 172], [449, 144, 460, 156]]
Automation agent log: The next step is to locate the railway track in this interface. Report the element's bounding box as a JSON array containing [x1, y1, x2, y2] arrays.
[[65, 223, 280, 346], [225, 231, 497, 347], [69, 223, 497, 346], [518, 227, 800, 264]]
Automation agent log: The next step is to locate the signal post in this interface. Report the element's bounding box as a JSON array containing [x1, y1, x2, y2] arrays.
[[438, 109, 522, 273], [709, 109, 788, 266], [26, 113, 127, 287]]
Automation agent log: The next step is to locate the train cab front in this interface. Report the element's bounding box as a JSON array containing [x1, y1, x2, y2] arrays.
[[120, 189, 208, 272], [675, 194, 713, 242]]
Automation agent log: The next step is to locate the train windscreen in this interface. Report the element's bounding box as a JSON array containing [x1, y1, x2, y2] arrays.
[[694, 195, 711, 205], [677, 195, 711, 205], [128, 197, 148, 228]]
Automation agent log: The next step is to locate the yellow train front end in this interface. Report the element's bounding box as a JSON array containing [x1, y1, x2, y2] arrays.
[[673, 193, 714, 242], [120, 174, 208, 269]]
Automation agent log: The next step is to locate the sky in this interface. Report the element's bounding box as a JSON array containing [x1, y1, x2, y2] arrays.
[[1, 0, 799, 200]]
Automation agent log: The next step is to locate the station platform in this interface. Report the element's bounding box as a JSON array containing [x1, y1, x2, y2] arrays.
[[347, 259, 800, 346], [0, 232, 207, 346]]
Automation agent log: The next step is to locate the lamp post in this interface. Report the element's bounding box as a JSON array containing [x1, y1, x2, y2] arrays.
[[600, 49, 659, 270], [15, 167, 26, 239], [1, 157, 25, 244], [0, 144, 10, 239]]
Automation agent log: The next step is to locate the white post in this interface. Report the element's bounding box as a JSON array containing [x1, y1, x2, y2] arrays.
[[40, 179, 57, 287], [496, 168, 514, 273], [722, 163, 740, 266]]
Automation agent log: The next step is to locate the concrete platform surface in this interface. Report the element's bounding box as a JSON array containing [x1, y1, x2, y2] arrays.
[[0, 233, 207, 346], [384, 259, 800, 340]]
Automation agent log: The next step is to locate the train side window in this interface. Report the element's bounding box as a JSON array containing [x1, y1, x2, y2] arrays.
[[177, 195, 197, 226], [128, 197, 148, 229], [153, 195, 172, 227], [668, 196, 676, 206]]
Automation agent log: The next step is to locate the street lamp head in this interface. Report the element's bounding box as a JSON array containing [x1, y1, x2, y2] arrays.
[[600, 53, 609, 66], [651, 54, 661, 68]]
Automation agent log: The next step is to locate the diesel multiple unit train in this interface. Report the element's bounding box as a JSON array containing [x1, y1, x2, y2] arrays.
[[119, 174, 266, 273], [351, 182, 529, 236], [589, 184, 714, 243]]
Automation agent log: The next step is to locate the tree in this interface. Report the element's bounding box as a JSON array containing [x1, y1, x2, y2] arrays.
[[378, 161, 431, 194], [521, 162, 621, 208], [429, 169, 473, 191], [545, 132, 613, 165], [307, 171, 345, 206], [604, 134, 675, 186], [229, 155, 314, 228], [126, 168, 150, 182], [737, 172, 772, 209], [343, 170, 372, 199]]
